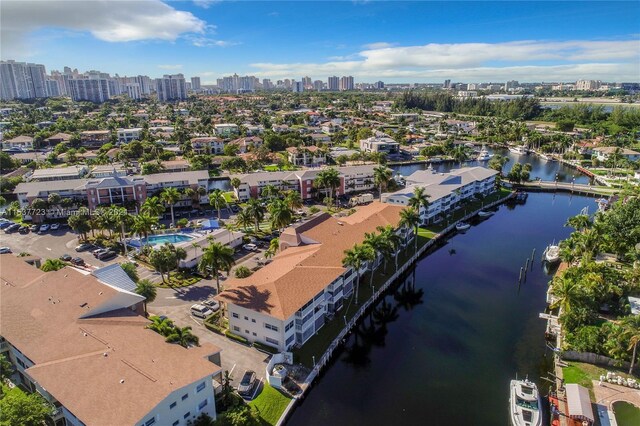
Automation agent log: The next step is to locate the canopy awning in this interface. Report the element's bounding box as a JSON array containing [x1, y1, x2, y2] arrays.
[[200, 219, 220, 230], [565, 384, 594, 423]]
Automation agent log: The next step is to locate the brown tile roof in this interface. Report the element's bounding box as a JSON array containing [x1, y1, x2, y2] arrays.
[[0, 255, 221, 426], [217, 202, 403, 320]]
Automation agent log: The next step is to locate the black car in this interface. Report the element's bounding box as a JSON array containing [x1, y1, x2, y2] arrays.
[[97, 251, 117, 261], [70, 257, 85, 266], [18, 226, 30, 234], [60, 254, 72, 261], [4, 224, 21, 233]]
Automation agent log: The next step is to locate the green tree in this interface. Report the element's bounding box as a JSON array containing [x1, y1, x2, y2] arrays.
[[149, 243, 186, 283], [198, 242, 235, 294], [147, 315, 175, 336], [377, 225, 402, 271], [140, 196, 165, 217], [343, 243, 375, 302], [565, 214, 591, 232], [131, 213, 158, 241], [620, 315, 640, 374], [68, 208, 91, 241], [0, 354, 14, 391], [268, 198, 293, 231], [314, 167, 341, 205], [208, 189, 227, 220], [408, 186, 430, 214], [399, 207, 420, 253], [135, 279, 157, 316], [165, 326, 199, 348], [161, 187, 181, 226], [120, 262, 139, 282], [0, 392, 53, 426], [234, 265, 252, 278], [550, 273, 582, 316], [235, 209, 253, 232], [373, 165, 392, 201], [265, 238, 280, 259], [245, 198, 266, 233], [41, 258, 66, 272], [363, 231, 392, 287]]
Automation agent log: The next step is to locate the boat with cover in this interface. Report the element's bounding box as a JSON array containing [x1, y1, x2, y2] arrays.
[[478, 210, 494, 218], [543, 243, 560, 263], [509, 378, 542, 426], [455, 222, 471, 231], [509, 145, 529, 155], [477, 146, 492, 161]]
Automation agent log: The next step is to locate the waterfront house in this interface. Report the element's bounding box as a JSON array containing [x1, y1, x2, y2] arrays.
[[593, 146, 640, 162], [382, 166, 498, 225], [286, 146, 327, 167], [3, 135, 33, 150], [80, 130, 111, 148], [214, 123, 239, 138], [117, 127, 143, 144], [216, 202, 407, 351], [359, 135, 400, 155], [0, 254, 222, 426]]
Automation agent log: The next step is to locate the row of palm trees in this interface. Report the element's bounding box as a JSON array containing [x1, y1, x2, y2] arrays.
[[234, 190, 303, 234]]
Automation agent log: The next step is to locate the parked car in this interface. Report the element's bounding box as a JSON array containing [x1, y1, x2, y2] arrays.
[[70, 257, 85, 266], [96, 250, 116, 261], [30, 224, 39, 232], [190, 304, 214, 319], [38, 224, 50, 233], [60, 254, 72, 261], [243, 243, 258, 251], [0, 222, 13, 229], [18, 226, 30, 234], [5, 224, 21, 233], [92, 248, 109, 257], [230, 205, 240, 213], [0, 247, 12, 254], [50, 223, 60, 231], [75, 243, 93, 252], [238, 370, 256, 395], [202, 299, 220, 312]]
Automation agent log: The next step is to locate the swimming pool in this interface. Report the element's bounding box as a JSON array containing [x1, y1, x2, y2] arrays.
[[613, 401, 640, 426], [129, 233, 195, 248]]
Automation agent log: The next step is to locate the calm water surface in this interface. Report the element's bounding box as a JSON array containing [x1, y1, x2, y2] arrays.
[[288, 192, 596, 426]]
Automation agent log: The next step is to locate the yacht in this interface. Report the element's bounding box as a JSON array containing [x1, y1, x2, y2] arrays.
[[509, 145, 529, 155], [455, 222, 471, 231], [477, 146, 492, 161], [478, 210, 494, 218], [543, 243, 561, 263], [509, 378, 542, 426]]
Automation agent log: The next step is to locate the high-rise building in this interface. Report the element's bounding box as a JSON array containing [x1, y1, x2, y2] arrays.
[[313, 80, 324, 91], [134, 75, 152, 95], [339, 76, 354, 91], [443, 79, 451, 89], [575, 80, 601, 91], [191, 76, 201, 90], [327, 76, 339, 91], [374, 81, 385, 89], [302, 76, 312, 89], [504, 80, 519, 91], [155, 74, 187, 102], [262, 79, 273, 90], [69, 78, 114, 103], [125, 83, 142, 99], [292, 81, 304, 93], [45, 79, 61, 97], [0, 60, 48, 100]]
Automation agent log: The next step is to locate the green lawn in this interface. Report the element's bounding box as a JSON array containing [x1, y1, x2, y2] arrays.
[[562, 361, 638, 400], [1, 382, 26, 398], [248, 383, 293, 425], [263, 164, 298, 172]]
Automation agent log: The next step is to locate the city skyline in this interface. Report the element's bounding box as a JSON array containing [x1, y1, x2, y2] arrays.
[[1, 1, 639, 83]]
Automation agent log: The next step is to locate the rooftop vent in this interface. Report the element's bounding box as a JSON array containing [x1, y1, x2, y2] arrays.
[[103, 353, 108, 357], [120, 379, 125, 384]]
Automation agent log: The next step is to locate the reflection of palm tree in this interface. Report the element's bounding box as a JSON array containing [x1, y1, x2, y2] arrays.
[[372, 299, 399, 328], [394, 279, 424, 312]]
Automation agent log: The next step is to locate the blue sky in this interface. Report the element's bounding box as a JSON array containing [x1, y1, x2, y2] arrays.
[[2, 1, 639, 83]]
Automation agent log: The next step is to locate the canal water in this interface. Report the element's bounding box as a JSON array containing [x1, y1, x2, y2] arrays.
[[288, 192, 596, 426], [391, 148, 592, 185]]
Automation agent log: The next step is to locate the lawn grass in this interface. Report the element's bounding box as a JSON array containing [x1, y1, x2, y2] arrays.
[[156, 272, 201, 288], [1, 382, 26, 398], [248, 383, 293, 425], [263, 164, 298, 172], [562, 361, 637, 400]]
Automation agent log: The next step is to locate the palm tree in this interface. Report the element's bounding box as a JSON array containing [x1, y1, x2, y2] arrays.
[[235, 209, 253, 232], [363, 231, 392, 287], [549, 273, 582, 316], [265, 238, 280, 258], [284, 190, 303, 211], [620, 315, 640, 374], [147, 315, 174, 336], [408, 186, 430, 214], [269, 199, 293, 231], [141, 196, 165, 217], [343, 243, 375, 303], [565, 214, 591, 232], [373, 166, 392, 201], [230, 177, 242, 193], [377, 225, 402, 271], [165, 326, 199, 348], [208, 189, 227, 220], [161, 187, 181, 226], [198, 242, 235, 294], [315, 167, 341, 205], [131, 213, 158, 242], [245, 198, 266, 234], [135, 279, 157, 316], [399, 207, 420, 254], [261, 184, 280, 200]]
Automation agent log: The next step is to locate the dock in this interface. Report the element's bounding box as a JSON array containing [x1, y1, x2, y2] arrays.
[[516, 180, 619, 197]]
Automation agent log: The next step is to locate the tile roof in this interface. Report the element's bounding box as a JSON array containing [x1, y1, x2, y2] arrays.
[[217, 202, 403, 320], [0, 255, 221, 426]]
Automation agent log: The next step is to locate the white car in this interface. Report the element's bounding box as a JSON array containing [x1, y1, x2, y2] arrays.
[[39, 224, 50, 233], [50, 223, 60, 231], [0, 247, 12, 254], [190, 304, 214, 319], [243, 243, 258, 251]]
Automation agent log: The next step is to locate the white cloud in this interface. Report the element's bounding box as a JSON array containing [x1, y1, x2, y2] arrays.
[[1, 0, 207, 57], [186, 36, 241, 48], [249, 39, 640, 81], [193, 0, 219, 8], [362, 42, 396, 49], [158, 64, 183, 70]]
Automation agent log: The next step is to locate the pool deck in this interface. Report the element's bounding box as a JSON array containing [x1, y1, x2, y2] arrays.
[[592, 379, 640, 426]]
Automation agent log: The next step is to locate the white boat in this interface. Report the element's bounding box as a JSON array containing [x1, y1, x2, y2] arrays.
[[477, 146, 492, 161], [510, 378, 542, 426], [478, 210, 494, 218], [509, 145, 529, 155], [455, 222, 471, 231], [543, 244, 560, 263]]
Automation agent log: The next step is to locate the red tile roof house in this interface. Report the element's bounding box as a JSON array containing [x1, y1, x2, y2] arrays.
[[0, 255, 222, 426], [216, 202, 407, 352]]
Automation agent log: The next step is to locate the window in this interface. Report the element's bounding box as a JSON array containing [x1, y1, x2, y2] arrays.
[[198, 400, 208, 410], [244, 316, 248, 321], [245, 329, 249, 334], [251, 319, 256, 323], [183, 412, 191, 419], [286, 335, 295, 346], [285, 321, 294, 332], [196, 382, 206, 392], [181, 394, 188, 401], [233, 326, 240, 332], [265, 337, 279, 345], [232, 313, 239, 318], [172, 421, 179, 426], [170, 402, 177, 409], [265, 323, 279, 332], [252, 332, 257, 336], [144, 418, 156, 426]]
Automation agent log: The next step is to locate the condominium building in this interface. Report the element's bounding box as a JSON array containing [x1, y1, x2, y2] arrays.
[[0, 255, 222, 426], [156, 74, 187, 102], [575, 80, 601, 91], [191, 77, 201, 90], [382, 166, 498, 224], [117, 128, 143, 144], [327, 76, 339, 91], [286, 146, 327, 166], [292, 81, 304, 93], [359, 135, 400, 154], [339, 76, 354, 91], [216, 202, 407, 351], [69, 78, 116, 103], [0, 60, 48, 100]]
